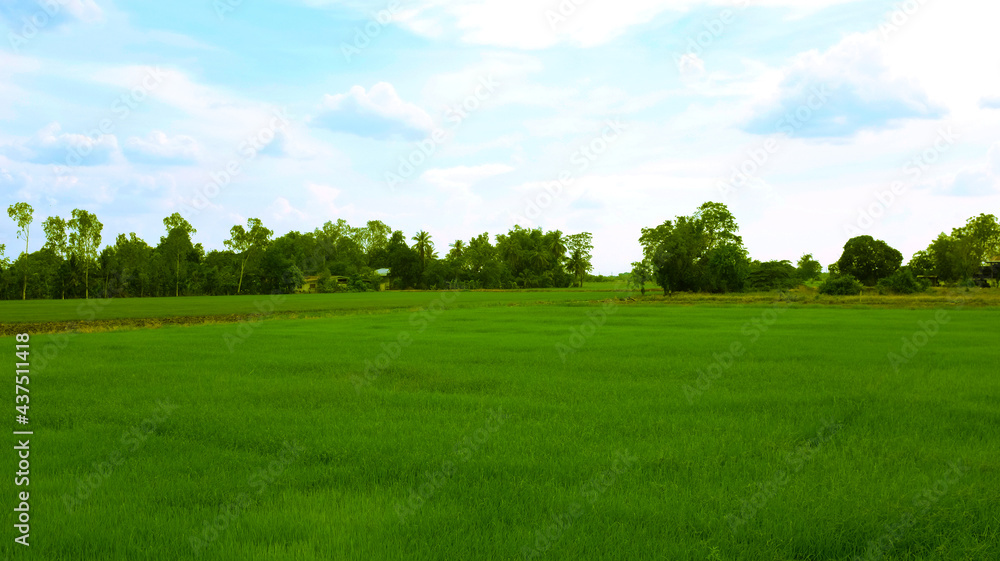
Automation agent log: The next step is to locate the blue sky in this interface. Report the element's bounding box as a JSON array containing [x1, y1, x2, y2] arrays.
[[2, 0, 999, 273]]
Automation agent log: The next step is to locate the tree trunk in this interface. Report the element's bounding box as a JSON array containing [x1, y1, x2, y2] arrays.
[[176, 253, 180, 297], [21, 231, 28, 300], [85, 266, 89, 299], [238, 256, 247, 294]]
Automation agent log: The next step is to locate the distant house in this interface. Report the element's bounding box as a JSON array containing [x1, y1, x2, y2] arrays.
[[375, 268, 391, 291], [296, 275, 349, 294], [972, 256, 1000, 287]]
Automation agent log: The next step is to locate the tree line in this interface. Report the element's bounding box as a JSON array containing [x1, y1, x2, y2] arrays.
[[0, 203, 595, 300], [3, 201, 997, 300], [632, 202, 1000, 296]]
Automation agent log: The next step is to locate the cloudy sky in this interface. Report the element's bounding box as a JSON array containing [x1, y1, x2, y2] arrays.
[[1, 0, 998, 274]]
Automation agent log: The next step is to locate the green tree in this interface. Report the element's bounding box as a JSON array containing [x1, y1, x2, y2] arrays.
[[7, 202, 33, 300], [411, 230, 435, 269], [648, 216, 706, 295], [693, 201, 742, 250], [629, 260, 652, 296], [445, 239, 467, 274], [224, 217, 274, 294], [67, 209, 103, 299], [907, 250, 936, 277], [952, 213, 1000, 278], [544, 230, 568, 269], [704, 242, 750, 293], [387, 231, 421, 288], [42, 216, 70, 298], [796, 253, 822, 282], [835, 235, 902, 286], [162, 213, 196, 297], [115, 233, 152, 297], [928, 233, 960, 281], [353, 220, 393, 265], [564, 233, 593, 287], [97, 245, 119, 299], [748, 260, 798, 291], [641, 202, 745, 295]]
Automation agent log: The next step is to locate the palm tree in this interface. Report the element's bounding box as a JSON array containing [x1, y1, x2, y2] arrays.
[[530, 249, 551, 270], [412, 230, 435, 268], [448, 239, 465, 260], [545, 230, 567, 266], [566, 249, 587, 287]]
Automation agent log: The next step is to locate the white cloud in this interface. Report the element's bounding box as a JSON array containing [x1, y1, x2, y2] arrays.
[[980, 97, 1000, 110], [380, 0, 863, 50], [314, 82, 434, 140], [676, 53, 707, 82], [421, 163, 513, 190], [0, 122, 118, 166], [306, 183, 356, 219], [269, 197, 309, 222], [0, 0, 103, 28], [743, 32, 944, 138], [123, 131, 199, 165], [936, 143, 1000, 197]]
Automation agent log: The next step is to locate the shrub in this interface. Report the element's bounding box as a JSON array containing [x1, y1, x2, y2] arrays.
[[876, 268, 928, 295], [747, 260, 798, 291], [818, 274, 864, 295]]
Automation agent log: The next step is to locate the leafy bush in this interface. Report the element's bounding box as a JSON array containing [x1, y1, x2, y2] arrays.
[[876, 267, 928, 294], [818, 274, 864, 295], [748, 260, 798, 291]]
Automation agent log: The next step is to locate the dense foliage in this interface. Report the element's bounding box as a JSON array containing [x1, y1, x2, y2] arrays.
[[3, 201, 997, 299], [876, 267, 929, 295], [0, 205, 595, 299], [818, 274, 864, 295]]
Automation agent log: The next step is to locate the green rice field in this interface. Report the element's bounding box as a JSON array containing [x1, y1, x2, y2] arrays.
[[2, 293, 998, 560]]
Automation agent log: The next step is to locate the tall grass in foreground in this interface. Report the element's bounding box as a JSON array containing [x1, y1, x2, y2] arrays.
[[2, 305, 997, 560]]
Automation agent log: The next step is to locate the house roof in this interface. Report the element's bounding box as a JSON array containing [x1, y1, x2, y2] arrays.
[[375, 268, 390, 276]]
